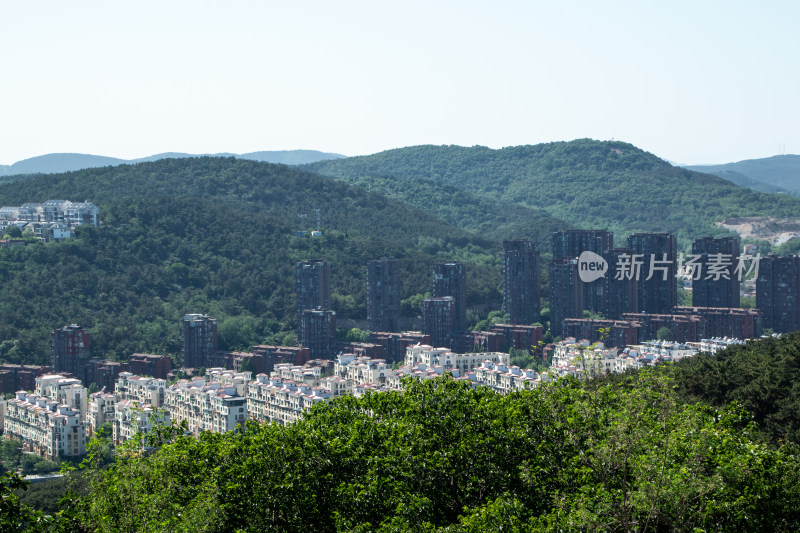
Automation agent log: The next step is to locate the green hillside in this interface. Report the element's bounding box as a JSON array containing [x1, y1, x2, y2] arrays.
[[309, 172, 573, 247], [306, 140, 800, 245], [0, 158, 502, 364]]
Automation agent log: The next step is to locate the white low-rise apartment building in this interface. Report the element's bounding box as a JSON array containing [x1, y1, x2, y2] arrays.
[[700, 337, 746, 354], [334, 354, 390, 386], [465, 361, 541, 394], [35, 374, 87, 414], [113, 399, 169, 446], [549, 339, 619, 378], [3, 391, 85, 459], [115, 373, 167, 407], [247, 375, 332, 425], [87, 391, 116, 436], [270, 363, 321, 386], [404, 345, 510, 374], [164, 374, 248, 435]]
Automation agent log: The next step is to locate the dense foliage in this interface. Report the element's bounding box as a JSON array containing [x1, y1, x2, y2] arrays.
[[306, 140, 800, 246], [41, 368, 800, 532], [292, 171, 571, 248], [673, 330, 800, 444]]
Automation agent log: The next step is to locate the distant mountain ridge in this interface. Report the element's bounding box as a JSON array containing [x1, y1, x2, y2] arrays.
[[306, 140, 800, 245], [684, 154, 800, 195], [0, 150, 346, 176]]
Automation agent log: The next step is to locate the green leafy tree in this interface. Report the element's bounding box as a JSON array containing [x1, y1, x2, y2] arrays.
[[656, 326, 675, 341]]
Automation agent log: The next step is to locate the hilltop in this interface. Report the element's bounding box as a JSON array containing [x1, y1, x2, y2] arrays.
[[306, 139, 800, 245]]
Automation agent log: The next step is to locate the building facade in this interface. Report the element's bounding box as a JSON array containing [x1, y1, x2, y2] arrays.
[[691, 237, 740, 308], [296, 260, 331, 336], [602, 248, 639, 319], [4, 392, 85, 459], [128, 354, 173, 380], [181, 314, 218, 369], [433, 262, 467, 332], [756, 255, 800, 333], [52, 324, 90, 376], [626, 233, 678, 314], [549, 259, 583, 337], [300, 308, 337, 359], [421, 297, 456, 349], [367, 259, 401, 333], [552, 229, 613, 313], [503, 239, 540, 325]]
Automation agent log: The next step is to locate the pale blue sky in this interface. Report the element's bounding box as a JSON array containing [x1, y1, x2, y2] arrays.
[[1, 1, 796, 165]]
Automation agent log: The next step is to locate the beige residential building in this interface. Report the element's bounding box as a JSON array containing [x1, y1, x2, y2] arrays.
[[404, 345, 510, 374], [164, 373, 248, 435], [465, 361, 540, 394], [87, 391, 116, 436], [333, 354, 390, 386], [35, 374, 87, 414], [247, 375, 331, 426], [115, 373, 167, 407], [113, 399, 169, 446], [3, 391, 85, 459]]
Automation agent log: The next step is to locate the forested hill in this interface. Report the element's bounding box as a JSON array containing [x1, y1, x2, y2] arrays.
[[685, 154, 800, 195], [305, 139, 800, 243], [0, 157, 494, 251], [0, 158, 502, 364], [306, 172, 573, 246]]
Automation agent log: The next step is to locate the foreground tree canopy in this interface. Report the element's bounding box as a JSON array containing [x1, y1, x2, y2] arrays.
[[21, 369, 788, 532]]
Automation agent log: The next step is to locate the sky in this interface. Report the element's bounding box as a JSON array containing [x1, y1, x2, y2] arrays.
[[1, 1, 797, 166]]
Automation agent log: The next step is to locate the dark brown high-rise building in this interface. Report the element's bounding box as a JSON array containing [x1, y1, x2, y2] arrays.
[[552, 229, 614, 261], [552, 230, 613, 313], [181, 314, 217, 369], [433, 263, 467, 331], [421, 297, 456, 349], [602, 248, 639, 319], [627, 233, 678, 314], [367, 259, 401, 332], [296, 260, 331, 336], [52, 324, 90, 376], [549, 258, 583, 337], [757, 255, 800, 333], [691, 237, 740, 308], [503, 239, 540, 325], [300, 308, 337, 359]]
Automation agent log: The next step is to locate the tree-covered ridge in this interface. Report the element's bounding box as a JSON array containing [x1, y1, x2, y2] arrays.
[[0, 194, 501, 365], [49, 368, 800, 532], [685, 154, 800, 195], [0, 157, 493, 251], [306, 139, 800, 244], [289, 170, 572, 247]]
